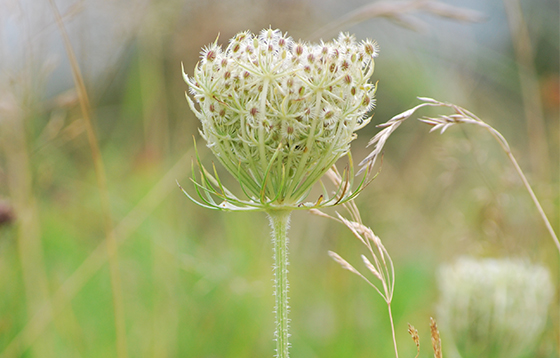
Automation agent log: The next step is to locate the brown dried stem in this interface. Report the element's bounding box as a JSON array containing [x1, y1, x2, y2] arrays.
[[417, 98, 559, 253], [503, 0, 549, 180]]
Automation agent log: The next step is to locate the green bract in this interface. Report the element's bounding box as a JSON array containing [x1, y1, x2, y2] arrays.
[[183, 29, 378, 211]]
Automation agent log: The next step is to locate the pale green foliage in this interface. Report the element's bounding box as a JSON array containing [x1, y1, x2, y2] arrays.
[[437, 258, 554, 358], [183, 29, 378, 209]]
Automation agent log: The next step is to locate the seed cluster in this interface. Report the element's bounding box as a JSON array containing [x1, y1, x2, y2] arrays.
[[184, 28, 378, 205]]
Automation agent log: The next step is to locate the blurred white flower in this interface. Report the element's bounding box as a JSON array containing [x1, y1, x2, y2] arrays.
[[437, 257, 554, 358]]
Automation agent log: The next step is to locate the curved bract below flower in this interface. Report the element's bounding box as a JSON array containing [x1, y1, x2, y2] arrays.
[[183, 28, 378, 211]]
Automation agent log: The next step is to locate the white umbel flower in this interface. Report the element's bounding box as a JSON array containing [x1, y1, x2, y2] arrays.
[[437, 257, 554, 358], [183, 29, 378, 210]]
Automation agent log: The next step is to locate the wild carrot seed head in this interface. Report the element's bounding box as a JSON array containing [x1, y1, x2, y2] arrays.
[[184, 29, 378, 207]]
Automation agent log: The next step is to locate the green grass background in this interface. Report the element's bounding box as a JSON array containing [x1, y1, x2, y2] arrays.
[[0, 0, 558, 357]]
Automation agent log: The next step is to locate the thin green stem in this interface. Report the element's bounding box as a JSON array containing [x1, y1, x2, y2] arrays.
[[268, 210, 292, 358], [387, 303, 399, 358]]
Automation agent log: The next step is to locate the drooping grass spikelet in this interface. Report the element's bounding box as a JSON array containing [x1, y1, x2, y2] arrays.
[[313, 168, 398, 357], [359, 97, 559, 253], [407, 323, 420, 358]]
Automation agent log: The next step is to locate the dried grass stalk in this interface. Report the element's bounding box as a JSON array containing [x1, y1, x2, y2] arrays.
[[430, 317, 442, 358], [408, 323, 420, 358]]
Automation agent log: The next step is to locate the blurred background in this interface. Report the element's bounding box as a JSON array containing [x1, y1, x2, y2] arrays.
[[0, 0, 558, 357]]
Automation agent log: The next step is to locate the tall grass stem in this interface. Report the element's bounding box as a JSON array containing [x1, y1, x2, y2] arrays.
[[387, 303, 399, 358], [0, 150, 192, 358], [268, 211, 292, 358], [48, 1, 128, 356], [505, 149, 560, 253], [503, 0, 549, 180], [478, 121, 559, 253], [1, 105, 54, 357], [388, 98, 559, 253]]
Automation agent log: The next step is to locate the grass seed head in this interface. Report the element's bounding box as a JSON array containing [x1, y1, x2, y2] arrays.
[[430, 317, 442, 358], [408, 323, 420, 358]]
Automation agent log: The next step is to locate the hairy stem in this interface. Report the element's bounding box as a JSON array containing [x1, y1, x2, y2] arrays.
[[268, 210, 292, 358]]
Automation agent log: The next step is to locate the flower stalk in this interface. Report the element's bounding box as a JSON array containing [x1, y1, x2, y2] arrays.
[[268, 210, 291, 358], [182, 29, 379, 356]]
